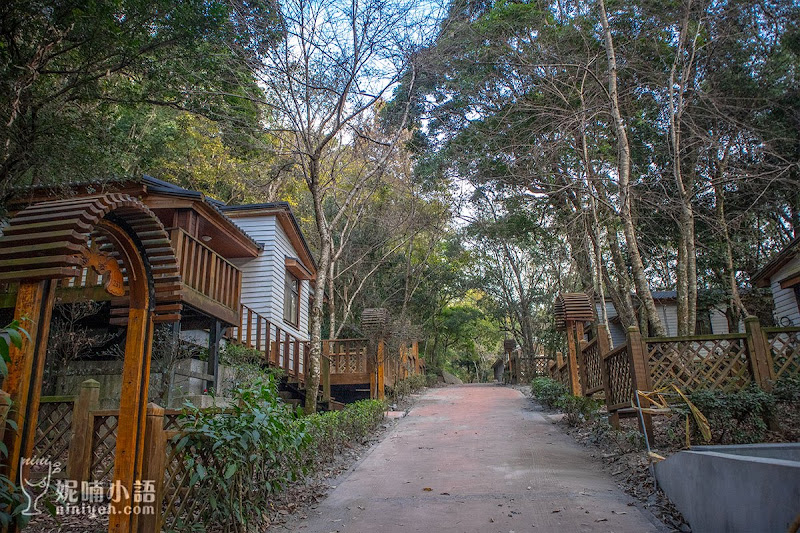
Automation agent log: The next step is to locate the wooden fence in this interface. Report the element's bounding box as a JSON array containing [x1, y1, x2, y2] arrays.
[[548, 317, 800, 438]]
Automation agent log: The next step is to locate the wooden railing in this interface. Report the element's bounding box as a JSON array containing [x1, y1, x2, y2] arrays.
[[580, 337, 604, 396], [230, 303, 309, 381], [550, 316, 800, 440], [764, 326, 800, 379], [170, 227, 242, 319], [324, 339, 369, 376], [603, 343, 633, 411], [646, 333, 752, 392]]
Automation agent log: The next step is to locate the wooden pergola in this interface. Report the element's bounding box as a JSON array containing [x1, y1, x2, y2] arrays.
[[0, 193, 180, 533], [554, 292, 594, 395]]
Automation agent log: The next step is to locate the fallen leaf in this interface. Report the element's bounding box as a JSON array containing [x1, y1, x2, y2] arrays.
[[440, 492, 450, 496], [551, 509, 561, 514], [595, 518, 608, 522], [423, 487, 432, 492]]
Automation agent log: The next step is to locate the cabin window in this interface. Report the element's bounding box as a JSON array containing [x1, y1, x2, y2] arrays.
[[283, 271, 300, 326]]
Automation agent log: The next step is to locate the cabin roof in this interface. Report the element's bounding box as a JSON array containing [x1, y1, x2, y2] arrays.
[[220, 202, 317, 276], [751, 236, 800, 288]]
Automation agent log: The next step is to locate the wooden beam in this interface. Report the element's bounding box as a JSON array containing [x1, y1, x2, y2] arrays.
[[330, 372, 372, 386]]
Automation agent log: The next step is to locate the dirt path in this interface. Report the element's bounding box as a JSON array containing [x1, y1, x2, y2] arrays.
[[296, 384, 665, 533]]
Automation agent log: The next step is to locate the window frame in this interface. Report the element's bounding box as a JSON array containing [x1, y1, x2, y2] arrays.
[[283, 270, 300, 327]]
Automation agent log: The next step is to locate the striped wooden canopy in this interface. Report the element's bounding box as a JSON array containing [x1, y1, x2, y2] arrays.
[[554, 292, 594, 331], [0, 193, 181, 323]]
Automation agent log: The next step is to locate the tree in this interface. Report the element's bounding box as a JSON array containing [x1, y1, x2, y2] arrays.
[[245, 0, 435, 411], [0, 0, 276, 192]]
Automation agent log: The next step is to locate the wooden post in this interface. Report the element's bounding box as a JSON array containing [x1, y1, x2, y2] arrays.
[[322, 341, 331, 403], [207, 319, 221, 392], [565, 322, 582, 396], [67, 379, 100, 484], [377, 339, 386, 400], [368, 340, 377, 399], [744, 316, 775, 390], [626, 326, 653, 441], [412, 340, 420, 374], [596, 324, 618, 428], [2, 279, 56, 488], [138, 403, 165, 533], [579, 339, 589, 396]]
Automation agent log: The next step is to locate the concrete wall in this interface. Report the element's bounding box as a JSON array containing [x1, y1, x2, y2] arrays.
[[654, 444, 800, 533], [53, 359, 248, 409]]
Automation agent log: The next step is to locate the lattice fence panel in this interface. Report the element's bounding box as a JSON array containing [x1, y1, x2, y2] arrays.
[[161, 433, 225, 531], [558, 364, 569, 388], [91, 414, 119, 484], [34, 401, 74, 468], [605, 345, 632, 409], [582, 341, 604, 395], [767, 330, 800, 379], [647, 337, 751, 392], [530, 357, 549, 378]]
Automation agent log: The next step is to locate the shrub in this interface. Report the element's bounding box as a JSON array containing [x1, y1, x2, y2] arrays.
[[219, 342, 284, 393], [530, 377, 569, 409], [303, 400, 386, 468], [391, 374, 427, 403], [425, 372, 439, 387], [175, 377, 309, 529], [559, 394, 603, 426], [774, 376, 800, 404], [0, 320, 30, 528], [685, 385, 775, 444]]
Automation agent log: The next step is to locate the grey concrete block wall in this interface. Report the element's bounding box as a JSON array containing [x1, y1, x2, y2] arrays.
[[654, 444, 800, 533]]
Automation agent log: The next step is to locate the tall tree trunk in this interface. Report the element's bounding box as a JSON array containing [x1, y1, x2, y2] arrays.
[[306, 160, 330, 413], [669, 0, 699, 335], [598, 0, 665, 336], [327, 261, 336, 341], [713, 148, 748, 329]]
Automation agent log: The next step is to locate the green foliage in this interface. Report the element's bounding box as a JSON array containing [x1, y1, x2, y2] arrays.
[[530, 377, 569, 410], [559, 395, 603, 427], [773, 376, 800, 404], [0, 0, 278, 190], [303, 400, 387, 468], [219, 343, 284, 393], [684, 386, 775, 444], [0, 320, 28, 377], [175, 378, 309, 529], [530, 377, 601, 426], [390, 374, 427, 403], [173, 383, 385, 530]]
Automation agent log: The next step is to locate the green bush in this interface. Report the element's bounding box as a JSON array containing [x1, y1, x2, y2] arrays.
[[175, 377, 309, 529], [774, 376, 800, 403], [530, 377, 569, 409], [0, 320, 30, 529], [685, 385, 775, 444], [303, 400, 386, 468], [425, 372, 439, 387], [219, 342, 284, 393], [559, 394, 603, 426], [391, 374, 427, 403]]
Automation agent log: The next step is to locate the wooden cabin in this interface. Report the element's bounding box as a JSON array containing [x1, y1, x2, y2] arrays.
[[0, 177, 294, 404], [752, 236, 800, 327], [596, 291, 731, 347]]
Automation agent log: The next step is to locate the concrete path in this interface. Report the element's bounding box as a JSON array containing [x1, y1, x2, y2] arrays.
[[298, 384, 663, 533]]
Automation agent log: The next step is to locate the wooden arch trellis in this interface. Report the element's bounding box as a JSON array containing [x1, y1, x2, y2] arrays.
[[0, 193, 180, 533], [553, 292, 594, 395]]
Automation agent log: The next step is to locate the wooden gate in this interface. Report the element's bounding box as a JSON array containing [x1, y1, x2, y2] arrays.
[[0, 194, 181, 532]]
